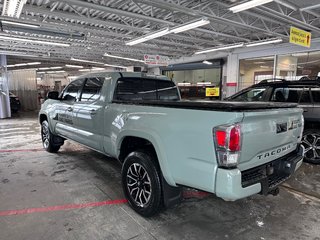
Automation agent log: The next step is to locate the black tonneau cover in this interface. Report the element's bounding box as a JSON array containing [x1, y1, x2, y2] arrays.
[[113, 100, 298, 111]]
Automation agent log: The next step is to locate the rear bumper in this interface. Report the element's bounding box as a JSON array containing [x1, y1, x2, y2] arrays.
[[215, 145, 304, 201]]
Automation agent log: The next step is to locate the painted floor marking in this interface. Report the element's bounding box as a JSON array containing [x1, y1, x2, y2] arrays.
[[0, 199, 128, 217]]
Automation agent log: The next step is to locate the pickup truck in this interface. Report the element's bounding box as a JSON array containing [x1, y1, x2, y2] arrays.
[[39, 72, 304, 217]]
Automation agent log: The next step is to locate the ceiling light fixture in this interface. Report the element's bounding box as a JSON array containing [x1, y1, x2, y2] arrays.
[[70, 57, 104, 65], [202, 60, 213, 65], [125, 18, 210, 46], [7, 62, 41, 67], [0, 35, 70, 47], [246, 38, 283, 47], [229, 0, 273, 13], [126, 28, 169, 46], [2, 0, 27, 18], [169, 18, 210, 34], [1, 20, 40, 28], [103, 53, 145, 63], [65, 64, 83, 68], [195, 43, 244, 55]]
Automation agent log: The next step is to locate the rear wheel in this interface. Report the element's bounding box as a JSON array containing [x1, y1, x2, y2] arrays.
[[41, 120, 61, 153], [121, 150, 162, 217], [301, 129, 320, 164]]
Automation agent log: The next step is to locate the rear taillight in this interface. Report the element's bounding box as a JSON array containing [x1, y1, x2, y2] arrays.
[[214, 124, 241, 168]]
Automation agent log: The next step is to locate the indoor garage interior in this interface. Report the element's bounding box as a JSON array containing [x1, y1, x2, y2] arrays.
[[0, 0, 320, 239]]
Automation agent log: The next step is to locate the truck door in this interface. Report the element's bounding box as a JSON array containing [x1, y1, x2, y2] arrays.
[[55, 79, 84, 140], [72, 77, 104, 151]]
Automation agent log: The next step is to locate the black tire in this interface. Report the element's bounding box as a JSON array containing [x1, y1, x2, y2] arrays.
[[301, 129, 320, 164], [121, 150, 162, 217], [41, 120, 61, 153]]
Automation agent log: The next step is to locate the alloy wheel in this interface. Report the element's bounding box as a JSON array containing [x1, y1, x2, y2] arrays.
[[302, 133, 320, 160], [126, 163, 152, 207]]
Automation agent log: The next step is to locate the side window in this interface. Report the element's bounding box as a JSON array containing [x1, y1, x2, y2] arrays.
[[311, 88, 320, 102], [80, 77, 104, 102], [299, 88, 311, 104], [62, 79, 84, 101], [286, 89, 300, 103], [231, 87, 267, 101], [271, 88, 288, 102]]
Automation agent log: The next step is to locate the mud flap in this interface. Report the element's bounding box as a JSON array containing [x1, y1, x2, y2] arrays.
[[161, 175, 182, 208]]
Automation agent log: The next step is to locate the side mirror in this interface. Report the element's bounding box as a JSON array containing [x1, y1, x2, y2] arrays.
[[47, 91, 59, 100]]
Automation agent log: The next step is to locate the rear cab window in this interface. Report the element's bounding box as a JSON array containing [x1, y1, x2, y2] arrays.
[[113, 78, 180, 101]]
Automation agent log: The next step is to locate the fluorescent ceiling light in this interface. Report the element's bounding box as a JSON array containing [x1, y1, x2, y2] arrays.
[[70, 57, 104, 65], [2, 0, 27, 18], [229, 0, 273, 13], [104, 53, 145, 63], [195, 43, 244, 55], [169, 18, 210, 34], [47, 70, 65, 73], [126, 28, 169, 46], [38, 66, 63, 70], [78, 69, 92, 72], [0, 35, 70, 47], [1, 20, 39, 28], [65, 64, 83, 68], [7, 62, 41, 67], [246, 38, 282, 47], [202, 60, 213, 65], [104, 64, 128, 69]]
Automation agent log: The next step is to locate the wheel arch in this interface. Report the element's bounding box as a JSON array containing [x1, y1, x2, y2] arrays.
[[39, 113, 48, 124], [117, 131, 176, 186]]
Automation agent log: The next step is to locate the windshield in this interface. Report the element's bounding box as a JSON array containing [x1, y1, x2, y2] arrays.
[[230, 87, 268, 101]]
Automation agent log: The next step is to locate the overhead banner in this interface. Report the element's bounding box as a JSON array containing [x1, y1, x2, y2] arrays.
[[289, 26, 311, 48], [144, 55, 169, 66]]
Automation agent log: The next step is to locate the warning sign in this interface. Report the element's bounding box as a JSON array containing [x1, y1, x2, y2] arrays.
[[289, 27, 311, 48], [205, 87, 220, 97]]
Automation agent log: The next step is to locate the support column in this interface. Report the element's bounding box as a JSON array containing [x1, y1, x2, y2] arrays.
[[225, 53, 239, 97], [0, 55, 11, 118]]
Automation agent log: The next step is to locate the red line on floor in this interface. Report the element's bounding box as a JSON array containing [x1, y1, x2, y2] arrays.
[[0, 148, 44, 153], [0, 199, 128, 217], [183, 191, 210, 198]]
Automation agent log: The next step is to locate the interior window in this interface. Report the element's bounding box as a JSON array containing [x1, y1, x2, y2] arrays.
[[80, 77, 104, 102], [62, 79, 84, 101]]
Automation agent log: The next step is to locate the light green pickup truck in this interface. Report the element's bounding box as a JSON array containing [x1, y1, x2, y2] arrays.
[[39, 72, 304, 217]]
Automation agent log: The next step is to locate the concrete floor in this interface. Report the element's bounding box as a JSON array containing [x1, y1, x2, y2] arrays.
[[0, 112, 320, 240]]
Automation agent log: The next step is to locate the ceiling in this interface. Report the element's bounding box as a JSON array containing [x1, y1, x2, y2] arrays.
[[0, 0, 320, 69]]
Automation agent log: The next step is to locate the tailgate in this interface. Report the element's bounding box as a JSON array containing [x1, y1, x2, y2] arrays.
[[238, 107, 303, 171]]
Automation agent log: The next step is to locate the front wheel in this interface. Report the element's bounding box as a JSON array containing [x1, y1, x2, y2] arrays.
[[301, 129, 320, 164], [41, 120, 61, 153], [121, 150, 162, 217]]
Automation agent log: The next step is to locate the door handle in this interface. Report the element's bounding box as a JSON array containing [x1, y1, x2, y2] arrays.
[[90, 109, 97, 115], [67, 107, 73, 112], [303, 109, 308, 112]]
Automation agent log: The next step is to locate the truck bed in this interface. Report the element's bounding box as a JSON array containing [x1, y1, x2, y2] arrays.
[[112, 100, 298, 111]]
